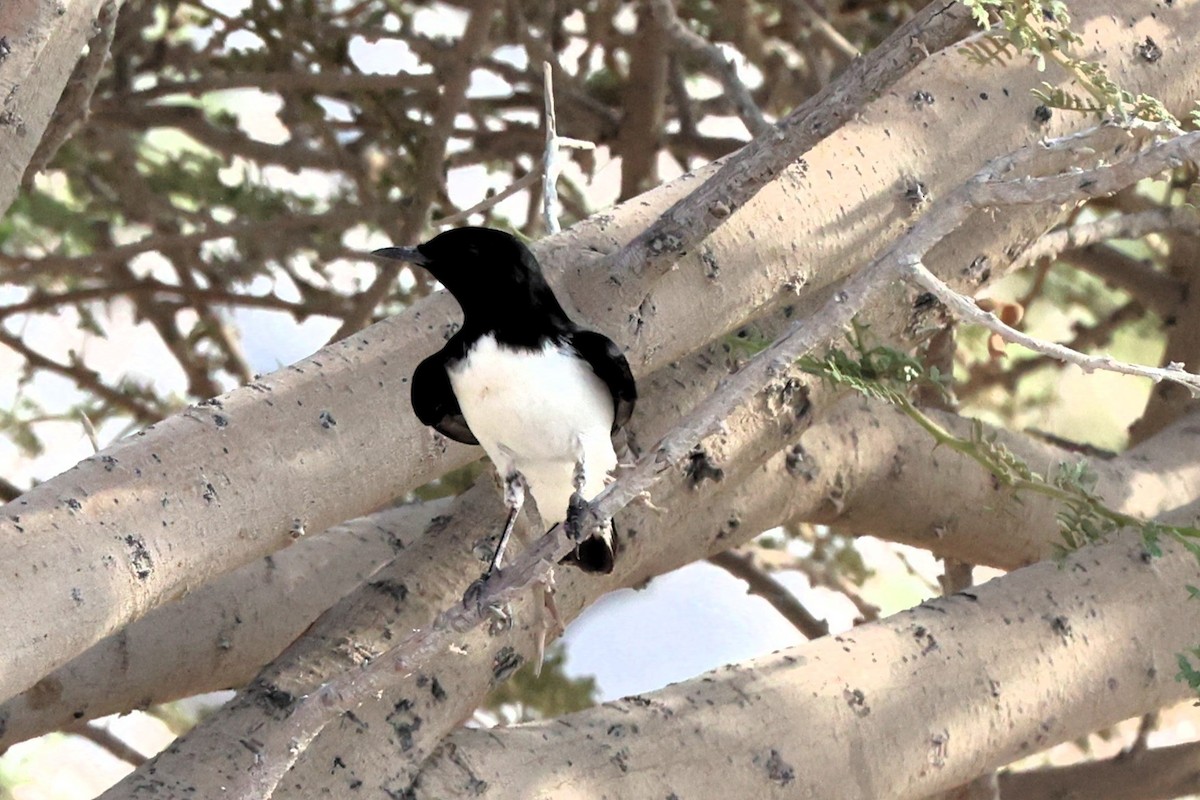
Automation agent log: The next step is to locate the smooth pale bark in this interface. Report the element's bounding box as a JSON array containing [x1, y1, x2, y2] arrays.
[[0, 501, 446, 750], [0, 0, 114, 216], [410, 534, 1200, 799]]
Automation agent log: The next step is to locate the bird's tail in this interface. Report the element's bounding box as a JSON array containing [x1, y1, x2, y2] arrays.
[[561, 520, 618, 574]]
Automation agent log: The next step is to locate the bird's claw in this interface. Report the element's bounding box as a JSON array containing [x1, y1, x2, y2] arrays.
[[462, 571, 492, 612], [565, 491, 588, 543]]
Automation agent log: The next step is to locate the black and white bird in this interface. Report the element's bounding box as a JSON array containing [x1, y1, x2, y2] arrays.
[[373, 227, 636, 577]]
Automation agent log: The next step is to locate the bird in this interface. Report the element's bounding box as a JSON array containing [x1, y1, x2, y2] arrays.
[[372, 227, 636, 579]]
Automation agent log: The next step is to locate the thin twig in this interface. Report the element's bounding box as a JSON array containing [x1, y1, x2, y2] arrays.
[[909, 260, 1200, 395], [651, 0, 771, 136], [785, 0, 860, 61], [709, 549, 830, 639], [1010, 205, 1200, 273], [70, 722, 147, 767], [435, 165, 545, 228]]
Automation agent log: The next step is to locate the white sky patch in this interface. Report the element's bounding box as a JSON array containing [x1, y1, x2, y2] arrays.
[[349, 36, 426, 75]]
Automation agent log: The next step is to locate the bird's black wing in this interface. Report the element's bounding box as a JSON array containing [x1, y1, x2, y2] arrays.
[[411, 352, 479, 445], [568, 330, 637, 432]]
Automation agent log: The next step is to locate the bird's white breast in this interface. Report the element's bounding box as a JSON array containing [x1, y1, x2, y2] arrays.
[[447, 333, 617, 525]]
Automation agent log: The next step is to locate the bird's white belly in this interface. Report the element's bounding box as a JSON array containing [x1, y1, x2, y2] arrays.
[[448, 334, 617, 525]]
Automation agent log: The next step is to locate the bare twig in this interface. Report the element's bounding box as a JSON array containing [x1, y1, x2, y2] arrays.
[[70, 722, 147, 767], [541, 61, 595, 234], [909, 260, 1200, 395], [0, 330, 162, 424], [1010, 205, 1200, 273], [334, 0, 500, 339], [785, 0, 861, 61], [709, 549, 830, 639], [436, 164, 544, 228], [651, 0, 771, 136]]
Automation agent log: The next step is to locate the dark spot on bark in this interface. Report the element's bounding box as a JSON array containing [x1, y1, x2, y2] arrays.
[[843, 688, 870, 717], [700, 246, 719, 279], [333, 756, 346, 770], [203, 483, 217, 502], [71, 587, 83, 605], [685, 447, 724, 487], [320, 410, 337, 429], [979, 91, 989, 100], [213, 414, 228, 428], [492, 647, 522, 682], [1137, 36, 1162, 62], [254, 682, 296, 714], [912, 292, 938, 313], [386, 699, 421, 751], [964, 255, 991, 284], [764, 749, 795, 785], [1050, 615, 1072, 640], [122, 534, 153, 580], [66, 498, 82, 511], [785, 444, 817, 480], [100, 455, 118, 472], [0, 37, 11, 62], [913, 625, 938, 655], [369, 579, 408, 603], [607, 724, 628, 737], [430, 677, 447, 702], [912, 90, 935, 106], [611, 748, 631, 773]]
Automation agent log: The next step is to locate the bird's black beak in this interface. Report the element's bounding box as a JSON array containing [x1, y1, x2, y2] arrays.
[[371, 245, 430, 267]]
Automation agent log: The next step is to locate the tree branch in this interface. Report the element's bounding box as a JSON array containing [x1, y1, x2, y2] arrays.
[[410, 532, 1200, 799]]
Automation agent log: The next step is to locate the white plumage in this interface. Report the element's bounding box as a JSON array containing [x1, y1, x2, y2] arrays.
[[447, 333, 617, 526]]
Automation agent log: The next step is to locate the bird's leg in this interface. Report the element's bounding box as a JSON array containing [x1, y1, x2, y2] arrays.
[[564, 456, 588, 547], [562, 449, 618, 574], [488, 470, 526, 576], [463, 469, 526, 611]]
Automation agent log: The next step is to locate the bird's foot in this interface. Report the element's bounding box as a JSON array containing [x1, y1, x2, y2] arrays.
[[462, 570, 494, 613], [564, 490, 589, 543]]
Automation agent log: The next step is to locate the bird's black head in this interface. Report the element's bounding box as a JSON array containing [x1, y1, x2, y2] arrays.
[[372, 227, 567, 329]]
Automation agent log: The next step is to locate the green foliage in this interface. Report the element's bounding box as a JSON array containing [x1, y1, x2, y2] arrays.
[[798, 323, 950, 408], [801, 329, 1200, 557], [1176, 649, 1200, 691], [957, 0, 1178, 125], [484, 646, 598, 721]]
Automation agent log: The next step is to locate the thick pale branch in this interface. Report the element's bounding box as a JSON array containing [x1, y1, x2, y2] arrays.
[[411, 534, 1200, 799], [0, 0, 117, 216], [599, 0, 974, 288], [0, 501, 446, 751]]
